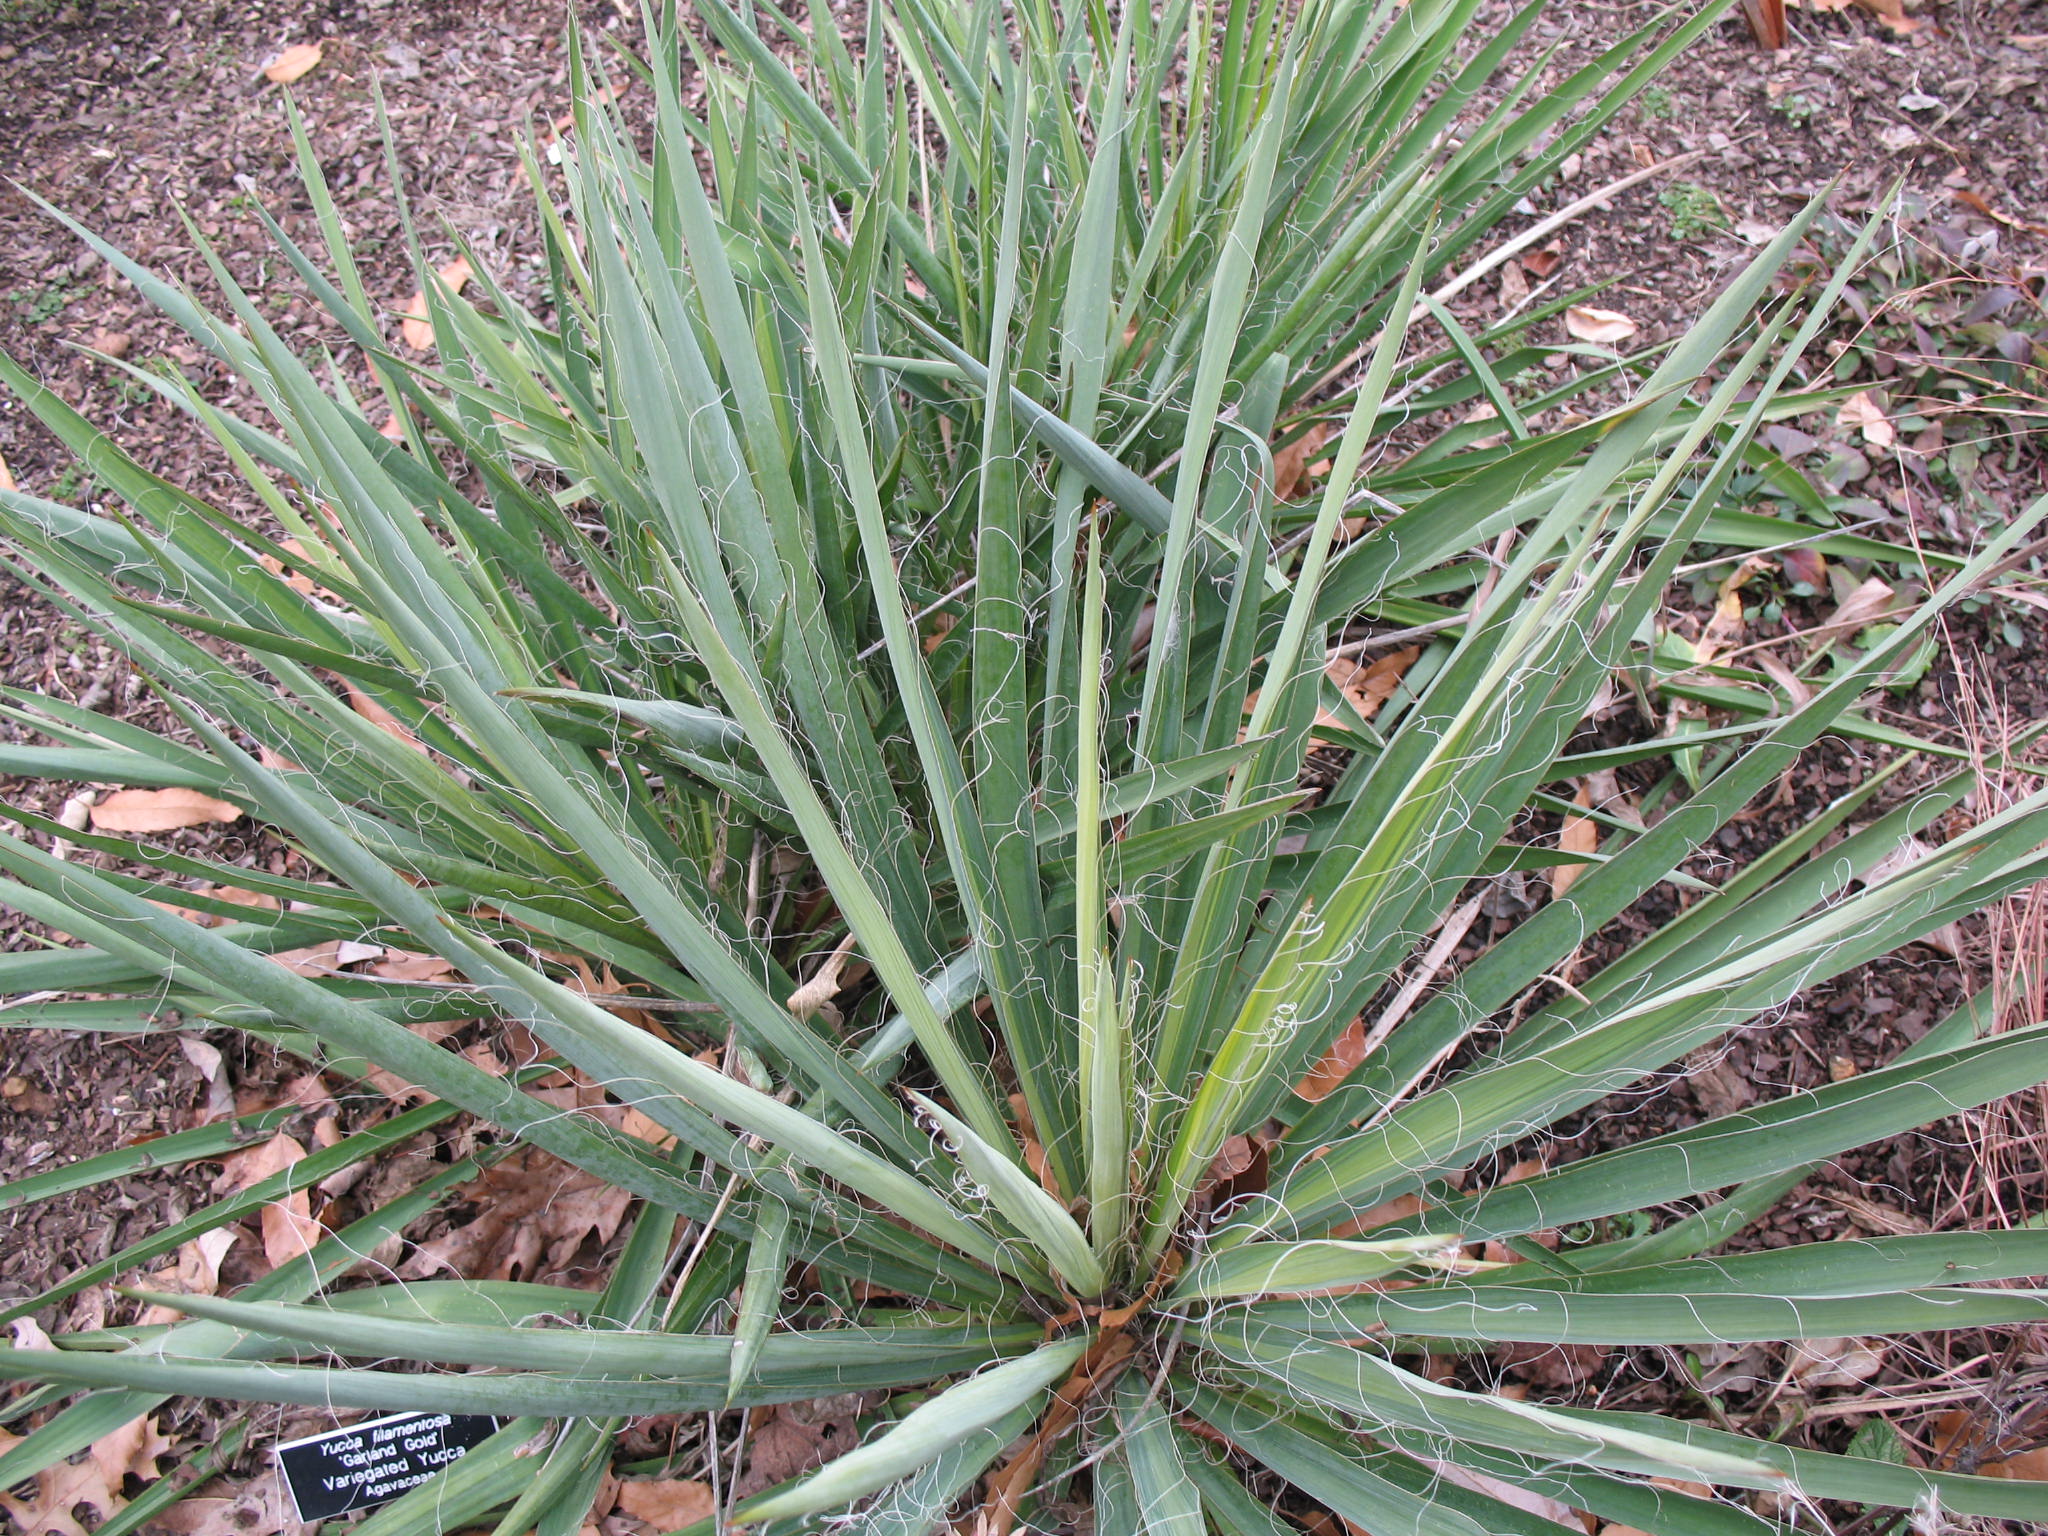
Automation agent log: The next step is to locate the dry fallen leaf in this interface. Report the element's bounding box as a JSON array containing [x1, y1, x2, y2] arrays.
[[1786, 1336, 1885, 1389], [139, 1227, 239, 1323], [268, 940, 347, 977], [1781, 545, 1826, 590], [1860, 836, 1965, 954], [218, 1132, 323, 1272], [612, 1480, 717, 1531], [1551, 781, 1599, 898], [263, 42, 324, 84], [1823, 574, 1905, 645], [1199, 1133, 1270, 1212], [733, 1401, 871, 1498], [1564, 305, 1638, 345], [400, 255, 476, 350], [1755, 649, 1814, 708], [1693, 554, 1771, 670], [1954, 189, 2048, 237], [1421, 1459, 1578, 1527], [401, 1139, 632, 1286], [371, 947, 459, 982], [1294, 1016, 1371, 1103], [1320, 645, 1421, 739], [181, 1035, 236, 1122], [1850, 0, 1924, 32], [787, 933, 859, 1021], [342, 678, 430, 754], [89, 787, 243, 834], [1327, 1190, 1424, 1239], [0, 1415, 174, 1536], [259, 537, 347, 605], [1837, 390, 1896, 449], [146, 1467, 312, 1536], [1933, 1410, 2048, 1480], [1007, 1093, 1063, 1200], [1520, 243, 1564, 279], [1271, 420, 1329, 502]]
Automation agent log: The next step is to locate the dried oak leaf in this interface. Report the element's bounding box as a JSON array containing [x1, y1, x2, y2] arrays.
[[1420, 1458, 1577, 1527], [217, 1131, 323, 1272], [1933, 1410, 2048, 1479], [1837, 389, 1896, 448], [1327, 1190, 1424, 1239], [1271, 420, 1329, 502], [1823, 573, 1905, 641], [1305, 644, 1419, 747], [400, 1139, 631, 1286], [1564, 305, 1638, 345], [1294, 1016, 1371, 1103], [1198, 1132, 1270, 1213], [1550, 780, 1599, 899], [89, 788, 242, 833], [1497, 1339, 1610, 1389], [0, 1414, 174, 1536], [260, 537, 346, 604], [147, 1467, 312, 1535], [611, 1480, 717, 1532], [400, 256, 476, 351], [263, 42, 324, 84], [139, 1227, 239, 1323], [1786, 1336, 1886, 1389], [268, 940, 347, 977], [341, 678, 429, 754], [1325, 645, 1420, 726], [733, 1397, 873, 1498], [1850, 0, 1925, 32]]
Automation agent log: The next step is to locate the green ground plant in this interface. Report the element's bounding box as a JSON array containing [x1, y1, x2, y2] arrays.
[[2, 0, 2047, 1531], [1659, 180, 1729, 241]]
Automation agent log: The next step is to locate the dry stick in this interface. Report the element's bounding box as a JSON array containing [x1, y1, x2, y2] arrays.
[[1306, 148, 1715, 402], [1670, 515, 1893, 578], [1325, 612, 1471, 659], [236, 963, 725, 1014], [1357, 894, 1489, 1063]]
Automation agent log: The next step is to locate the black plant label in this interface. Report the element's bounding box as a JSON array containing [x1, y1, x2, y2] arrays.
[[275, 1410, 501, 1521]]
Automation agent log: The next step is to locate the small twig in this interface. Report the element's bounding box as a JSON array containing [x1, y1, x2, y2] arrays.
[[1669, 515, 1892, 578], [1308, 148, 1716, 399], [858, 571, 978, 662], [251, 963, 724, 1014], [1325, 613, 1471, 659]]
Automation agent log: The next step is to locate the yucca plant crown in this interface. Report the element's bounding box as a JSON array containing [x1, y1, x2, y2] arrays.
[[2, 0, 2047, 1531]]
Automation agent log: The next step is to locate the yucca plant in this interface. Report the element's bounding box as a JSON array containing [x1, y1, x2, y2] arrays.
[[2, 0, 2047, 1531]]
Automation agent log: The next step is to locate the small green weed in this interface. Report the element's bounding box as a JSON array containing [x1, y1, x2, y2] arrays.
[[11, 282, 83, 324], [1660, 180, 1728, 240], [46, 462, 96, 504], [1637, 83, 1675, 118]]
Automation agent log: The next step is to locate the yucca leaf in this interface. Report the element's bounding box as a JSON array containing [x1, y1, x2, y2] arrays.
[[1172, 1235, 1473, 1304], [911, 1092, 1104, 1297], [736, 1335, 1087, 1521]]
